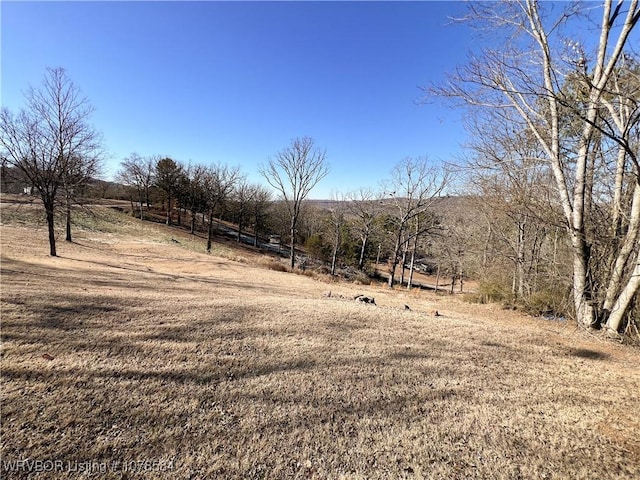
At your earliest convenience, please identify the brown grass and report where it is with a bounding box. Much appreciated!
[1,204,639,479]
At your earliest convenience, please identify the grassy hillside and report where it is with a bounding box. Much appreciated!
[1,204,639,479]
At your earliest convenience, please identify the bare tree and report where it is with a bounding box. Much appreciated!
[383,157,448,287]
[598,55,640,331]
[405,209,442,291]
[250,184,273,248]
[183,163,208,234]
[462,107,568,307]
[202,163,241,253]
[326,192,348,276]
[116,153,155,220]
[345,188,384,271]
[233,176,253,243]
[0,67,102,256]
[432,0,640,333]
[260,137,330,269]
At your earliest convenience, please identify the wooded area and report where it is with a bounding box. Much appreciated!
[430,0,640,334]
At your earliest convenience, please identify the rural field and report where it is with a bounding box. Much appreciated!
[1,204,639,479]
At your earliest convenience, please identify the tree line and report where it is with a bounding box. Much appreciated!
[114,148,450,285]
[427,0,640,334]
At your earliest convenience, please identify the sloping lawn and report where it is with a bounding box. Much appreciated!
[1,215,638,479]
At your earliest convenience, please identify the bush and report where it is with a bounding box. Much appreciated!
[305,234,331,262]
[521,288,572,319]
[264,260,288,272]
[465,280,510,304]
[353,271,372,286]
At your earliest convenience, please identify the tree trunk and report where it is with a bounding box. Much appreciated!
[388,229,404,288]
[330,221,340,276]
[571,231,597,328]
[611,145,627,237]
[529,233,543,296]
[400,245,407,286]
[604,181,640,331]
[289,217,296,269]
[331,243,338,276]
[206,209,214,253]
[45,201,57,257]
[482,221,492,268]
[138,187,144,220]
[400,247,407,286]
[407,244,416,290]
[237,208,244,243]
[358,232,368,271]
[65,194,72,242]
[166,193,172,226]
[254,218,259,247]
[606,248,640,333]
[517,219,525,298]
[407,223,419,290]
[604,182,640,314]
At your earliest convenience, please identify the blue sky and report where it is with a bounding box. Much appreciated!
[1,1,473,199]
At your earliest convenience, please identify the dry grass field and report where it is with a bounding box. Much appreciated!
[1,203,639,479]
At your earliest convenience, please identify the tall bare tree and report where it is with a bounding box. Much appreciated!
[0,67,102,256]
[433,0,640,333]
[260,137,330,269]
[345,188,384,271]
[202,163,241,253]
[232,176,253,243]
[183,163,208,234]
[597,54,640,331]
[383,157,448,287]
[116,153,156,220]
[326,192,348,276]
[462,106,568,307]
[250,184,273,248]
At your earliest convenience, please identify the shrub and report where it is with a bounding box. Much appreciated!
[465,280,510,304]
[305,234,331,262]
[521,288,572,319]
[264,260,288,272]
[353,271,372,286]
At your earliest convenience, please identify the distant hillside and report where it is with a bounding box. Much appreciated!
[0,166,124,199]
[305,195,479,216]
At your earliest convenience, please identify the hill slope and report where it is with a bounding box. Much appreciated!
[1,209,638,479]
